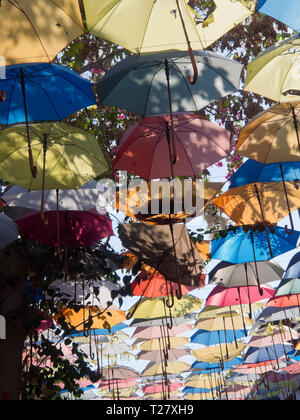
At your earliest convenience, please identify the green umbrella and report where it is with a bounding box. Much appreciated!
[274,278,300,297]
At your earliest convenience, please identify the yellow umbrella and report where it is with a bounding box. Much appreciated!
[115,180,224,225]
[136,336,189,352]
[244,33,300,102]
[236,102,300,163]
[141,360,190,377]
[0,0,84,64]
[195,315,254,331]
[127,295,203,320]
[197,303,264,320]
[192,342,246,363]
[185,373,222,389]
[83,0,255,54]
[213,182,300,226]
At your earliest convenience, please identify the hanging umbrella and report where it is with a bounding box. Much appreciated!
[135,336,189,352]
[115,180,224,225]
[274,278,300,297]
[191,329,247,346]
[192,342,246,364]
[0,63,96,177]
[211,225,300,264]
[205,284,275,308]
[266,293,300,308]
[2,181,102,212]
[243,344,294,366]
[130,313,197,328]
[214,159,300,233]
[118,223,204,288]
[132,324,192,340]
[69,322,128,338]
[16,209,113,248]
[208,260,284,287]
[247,329,299,348]
[141,361,190,377]
[195,315,254,332]
[257,0,300,33]
[0,213,19,249]
[101,366,139,381]
[83,0,254,54]
[192,356,243,372]
[257,305,300,322]
[243,34,300,103]
[236,102,300,163]
[0,122,108,222]
[136,348,190,362]
[282,251,300,279]
[113,113,231,179]
[143,382,182,395]
[0,0,84,65]
[131,271,202,298]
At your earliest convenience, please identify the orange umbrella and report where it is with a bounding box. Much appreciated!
[266,293,300,308]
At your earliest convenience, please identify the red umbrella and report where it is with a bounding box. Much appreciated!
[143,382,182,395]
[16,209,114,248]
[113,113,231,179]
[205,284,275,307]
[131,271,204,298]
[266,293,300,308]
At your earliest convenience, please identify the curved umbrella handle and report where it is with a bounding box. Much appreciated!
[279,164,295,234]
[187,47,199,85]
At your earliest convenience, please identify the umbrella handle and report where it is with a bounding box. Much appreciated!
[0,90,6,102]
[279,164,295,234]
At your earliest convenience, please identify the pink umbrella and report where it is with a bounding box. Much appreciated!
[206,284,275,307]
[247,329,299,348]
[143,382,182,394]
[98,378,138,390]
[113,113,231,179]
[16,209,114,248]
[132,324,193,340]
[136,347,191,362]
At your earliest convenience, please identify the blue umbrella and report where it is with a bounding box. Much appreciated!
[211,225,300,264]
[257,0,300,33]
[283,251,300,279]
[182,386,216,394]
[0,63,95,176]
[191,357,243,371]
[191,329,246,346]
[68,323,128,337]
[229,160,300,189]
[243,344,293,368]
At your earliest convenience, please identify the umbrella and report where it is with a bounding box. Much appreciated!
[257,0,300,33]
[266,294,300,309]
[136,348,190,362]
[192,342,246,364]
[195,315,254,332]
[101,366,139,381]
[0,0,84,65]
[118,223,204,289]
[115,180,224,225]
[141,360,190,377]
[69,322,128,338]
[83,0,254,54]
[2,181,101,212]
[257,305,300,322]
[132,324,192,340]
[143,382,182,395]
[236,102,300,163]
[0,63,96,177]
[208,260,284,288]
[274,278,300,297]
[135,336,189,352]
[191,329,247,346]
[16,209,113,248]
[130,313,197,328]
[247,329,299,348]
[0,122,108,222]
[0,213,19,249]
[243,344,293,366]
[243,33,300,103]
[192,357,243,372]
[211,225,300,264]
[214,159,300,233]
[282,251,300,279]
[113,113,231,179]
[131,271,202,298]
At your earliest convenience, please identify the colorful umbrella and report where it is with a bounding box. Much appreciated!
[191,329,247,346]
[192,342,246,364]
[195,315,254,332]
[211,225,300,264]
[143,382,182,395]
[243,33,300,103]
[257,0,300,33]
[141,360,190,377]
[113,113,231,179]
[0,0,84,65]
[266,294,300,308]
[282,251,300,280]
[236,102,300,163]
[132,324,192,340]
[243,344,293,366]
[274,278,300,297]
[101,366,139,381]
[136,348,190,362]
[16,209,113,248]
[136,336,189,352]
[0,213,19,249]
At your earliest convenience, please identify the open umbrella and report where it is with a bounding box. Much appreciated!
[243,344,293,367]
[132,324,192,340]
[113,113,231,179]
[0,213,19,249]
[191,329,247,347]
[257,0,300,33]
[236,102,300,163]
[266,294,300,309]
[282,251,300,280]
[135,336,189,352]
[243,33,300,103]
[137,348,190,362]
[0,0,84,65]
[16,209,113,248]
[0,122,108,223]
[274,278,300,297]
[0,63,95,177]
[141,360,190,377]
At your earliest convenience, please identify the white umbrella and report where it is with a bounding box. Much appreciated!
[0,213,19,249]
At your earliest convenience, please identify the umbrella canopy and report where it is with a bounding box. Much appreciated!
[236,102,300,164]
[130,313,197,328]
[195,315,254,331]
[2,181,101,212]
[208,260,284,288]
[54,306,126,333]
[118,223,203,287]
[0,0,84,65]
[247,329,299,348]
[283,251,300,280]
[243,344,293,365]
[16,209,113,248]
[83,0,255,54]
[113,113,231,179]
[132,324,192,340]
[257,305,300,322]
[131,271,201,298]
[136,347,190,362]
[192,342,246,363]
[141,360,190,377]
[257,0,300,33]
[244,34,300,103]
[127,295,203,320]
[115,179,224,225]
[0,213,19,249]
[191,329,247,346]
[97,50,243,116]
[275,278,300,297]
[192,357,243,372]
[266,294,300,308]
[0,63,95,126]
[136,336,189,352]
[0,122,108,190]
[205,284,275,307]
[101,366,139,381]
[185,374,222,389]
[143,382,182,395]
[211,225,300,264]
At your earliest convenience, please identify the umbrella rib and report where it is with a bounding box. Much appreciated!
[46,143,78,189]
[170,59,198,111]
[174,132,197,176]
[143,62,165,117]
